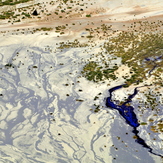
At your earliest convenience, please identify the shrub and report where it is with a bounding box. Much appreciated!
[86,14,91,17]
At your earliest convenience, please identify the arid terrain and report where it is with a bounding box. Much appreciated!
[0,0,163,163]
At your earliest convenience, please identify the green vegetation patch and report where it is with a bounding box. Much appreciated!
[81,61,118,82]
[150,121,163,133]
[63,0,68,4]
[0,11,14,19]
[40,27,53,31]
[81,21,163,86]
[140,122,148,125]
[22,12,31,18]
[104,30,163,86]
[58,39,88,49]
[94,105,100,112]
[86,14,91,17]
[0,0,33,6]
[157,123,163,132]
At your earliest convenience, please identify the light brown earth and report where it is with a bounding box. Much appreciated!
[0,1,163,33]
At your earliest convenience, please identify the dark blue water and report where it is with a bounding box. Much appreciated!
[106,84,163,158]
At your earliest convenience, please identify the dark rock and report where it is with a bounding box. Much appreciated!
[32,10,38,16]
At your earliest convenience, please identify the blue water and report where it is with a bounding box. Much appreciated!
[106,84,163,158]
